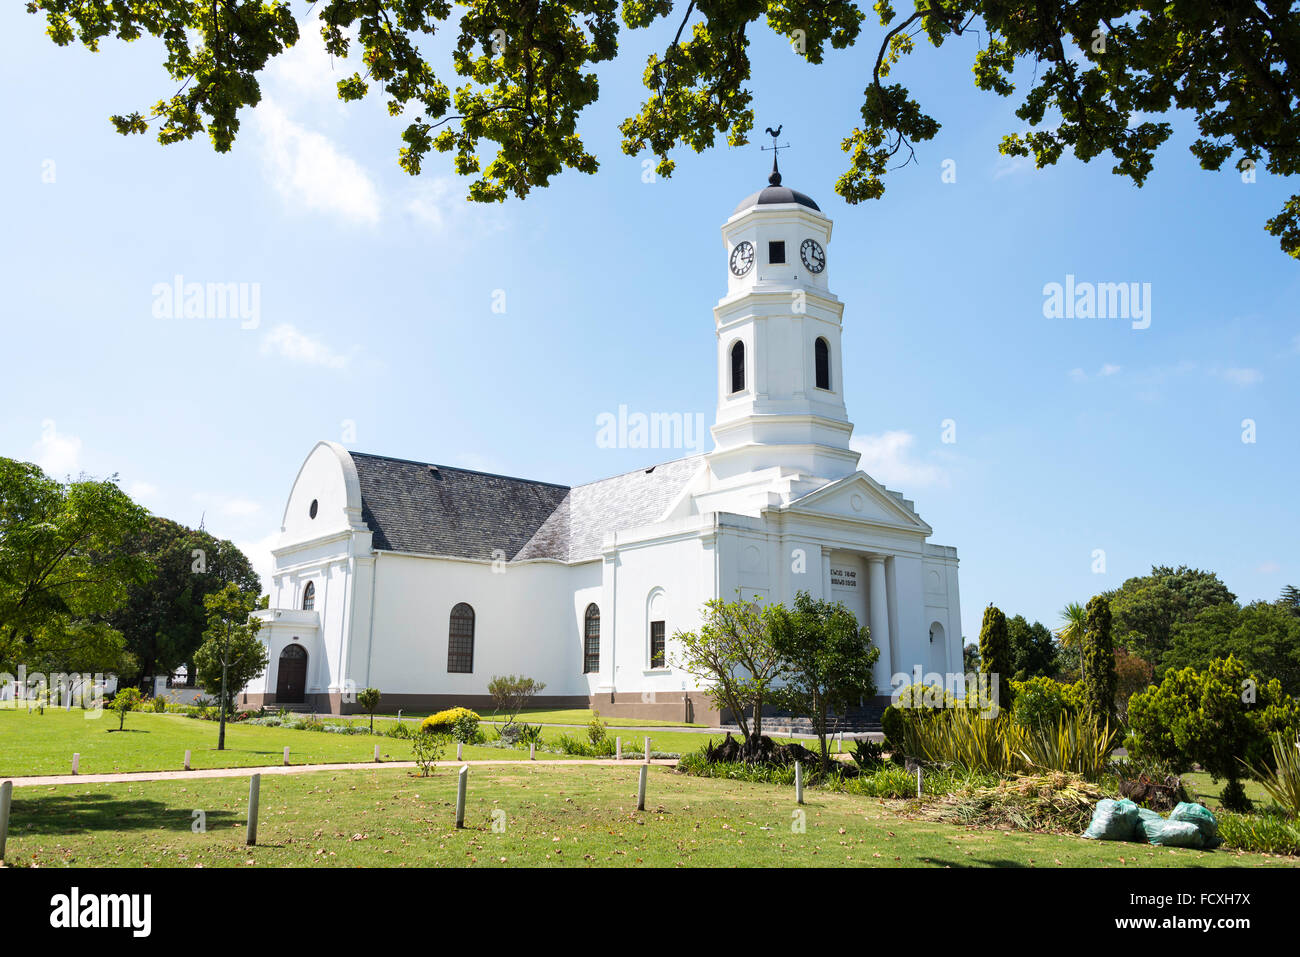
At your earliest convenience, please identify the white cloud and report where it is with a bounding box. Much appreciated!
[1098,363,1121,377]
[1256,561,1281,574]
[1068,367,1088,383]
[255,97,381,225]
[1219,366,1262,387]
[33,420,82,476]
[406,177,459,231]
[1068,364,1120,382]
[850,430,947,488]
[260,323,352,369]
[268,24,352,104]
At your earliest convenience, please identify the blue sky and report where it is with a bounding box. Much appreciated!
[2,9,1296,642]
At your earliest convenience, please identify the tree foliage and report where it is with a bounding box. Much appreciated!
[1006,613,1058,681]
[27,1,1300,255]
[977,604,1011,714]
[193,582,267,748]
[109,516,260,685]
[1105,564,1235,667]
[1080,594,1116,726]
[769,590,878,770]
[486,674,546,725]
[672,593,786,755]
[0,457,152,674]
[1164,599,1300,696]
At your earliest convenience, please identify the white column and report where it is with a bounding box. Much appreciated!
[821,547,833,601]
[867,556,891,686]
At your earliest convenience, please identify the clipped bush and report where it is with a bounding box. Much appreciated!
[420,707,481,743]
[881,705,905,751]
[587,710,608,747]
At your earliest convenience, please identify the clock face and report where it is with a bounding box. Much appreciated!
[729,241,755,277]
[800,238,826,273]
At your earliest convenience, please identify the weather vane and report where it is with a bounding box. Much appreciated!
[761,124,789,186]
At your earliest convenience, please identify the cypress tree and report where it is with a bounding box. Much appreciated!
[978,604,1012,714]
[1082,595,1117,727]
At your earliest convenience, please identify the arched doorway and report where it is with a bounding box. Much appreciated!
[276,644,308,703]
[928,622,947,676]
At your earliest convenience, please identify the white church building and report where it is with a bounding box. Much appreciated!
[243,164,962,724]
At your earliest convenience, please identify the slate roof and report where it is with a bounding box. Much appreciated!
[348,451,703,564]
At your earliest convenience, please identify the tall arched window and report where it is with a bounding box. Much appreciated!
[583,604,600,674]
[447,603,475,673]
[730,341,745,394]
[301,581,315,611]
[814,337,831,390]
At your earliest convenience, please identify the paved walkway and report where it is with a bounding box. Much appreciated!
[3,757,681,789]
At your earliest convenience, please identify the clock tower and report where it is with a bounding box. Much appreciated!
[699,152,860,512]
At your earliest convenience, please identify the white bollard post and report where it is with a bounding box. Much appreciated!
[838,730,844,753]
[616,736,622,761]
[916,766,923,798]
[283,746,290,766]
[184,750,192,771]
[0,780,12,863]
[457,741,463,761]
[644,737,651,764]
[71,753,79,775]
[637,764,647,811]
[374,744,381,763]
[529,742,536,761]
[795,761,804,805]
[455,765,468,828]
[246,774,261,846]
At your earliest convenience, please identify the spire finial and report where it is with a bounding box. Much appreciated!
[761,125,789,186]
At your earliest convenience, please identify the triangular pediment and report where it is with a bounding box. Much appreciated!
[780,472,932,534]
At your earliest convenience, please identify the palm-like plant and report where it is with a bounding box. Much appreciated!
[1056,602,1088,677]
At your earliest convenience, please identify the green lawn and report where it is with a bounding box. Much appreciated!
[0,708,758,777]
[1181,771,1273,811]
[5,764,1292,868]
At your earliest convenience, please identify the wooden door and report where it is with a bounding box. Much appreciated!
[276,644,308,702]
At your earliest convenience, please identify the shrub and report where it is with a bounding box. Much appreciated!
[902,708,1112,779]
[1010,676,1076,730]
[851,738,886,769]
[385,721,412,739]
[109,687,143,730]
[1245,732,1300,818]
[587,710,608,747]
[881,705,905,751]
[420,707,481,743]
[1218,807,1300,855]
[149,696,167,713]
[1081,595,1117,725]
[977,605,1013,714]
[487,674,546,724]
[1127,655,1300,800]
[411,731,448,776]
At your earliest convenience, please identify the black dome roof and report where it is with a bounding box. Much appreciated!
[732,157,820,214]
[732,184,821,214]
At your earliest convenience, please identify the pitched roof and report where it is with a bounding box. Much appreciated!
[348,451,703,563]
[349,453,568,561]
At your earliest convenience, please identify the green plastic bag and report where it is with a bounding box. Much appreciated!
[1142,818,1205,848]
[1169,801,1221,849]
[1083,798,1140,841]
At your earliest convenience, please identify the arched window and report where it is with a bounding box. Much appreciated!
[301,581,315,611]
[447,603,475,673]
[583,604,600,674]
[730,341,745,394]
[814,337,831,390]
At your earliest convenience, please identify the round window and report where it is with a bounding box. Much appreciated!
[309,499,319,519]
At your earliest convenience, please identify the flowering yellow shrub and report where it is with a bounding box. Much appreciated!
[420,707,480,742]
